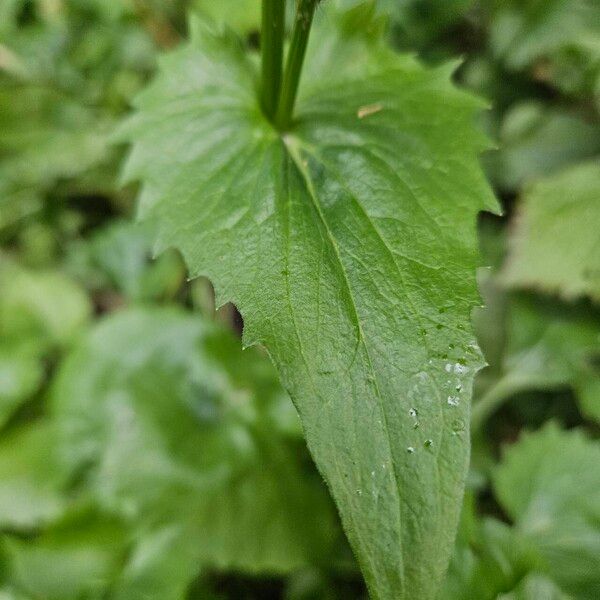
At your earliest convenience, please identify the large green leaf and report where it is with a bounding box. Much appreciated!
[51,307,337,578]
[494,424,600,599]
[503,161,600,304]
[119,5,497,597]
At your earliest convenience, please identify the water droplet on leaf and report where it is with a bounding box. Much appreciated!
[447,396,459,407]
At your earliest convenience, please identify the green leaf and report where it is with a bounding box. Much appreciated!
[576,373,600,423]
[0,589,33,600]
[3,509,128,600]
[485,103,600,191]
[0,350,43,428]
[490,0,600,95]
[51,307,337,576]
[441,494,538,600]
[66,219,186,303]
[0,86,112,230]
[0,423,70,529]
[503,161,600,304]
[0,259,91,427]
[112,525,205,600]
[494,423,600,599]
[472,294,600,429]
[0,258,91,347]
[192,0,262,34]
[503,297,600,392]
[498,574,574,600]
[119,5,497,597]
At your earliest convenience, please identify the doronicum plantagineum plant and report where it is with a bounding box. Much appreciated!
[119,1,498,597]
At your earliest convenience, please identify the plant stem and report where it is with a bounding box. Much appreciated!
[275,0,318,130]
[261,0,286,120]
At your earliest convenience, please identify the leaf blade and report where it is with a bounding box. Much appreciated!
[120,8,497,597]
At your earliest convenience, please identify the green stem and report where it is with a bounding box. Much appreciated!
[275,0,318,130]
[261,0,286,120]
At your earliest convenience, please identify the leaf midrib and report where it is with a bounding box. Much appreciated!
[283,135,407,595]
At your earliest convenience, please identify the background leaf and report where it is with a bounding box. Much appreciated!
[494,424,600,599]
[503,161,600,303]
[51,307,337,576]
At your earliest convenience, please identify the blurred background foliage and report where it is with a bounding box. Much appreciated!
[0,0,599,598]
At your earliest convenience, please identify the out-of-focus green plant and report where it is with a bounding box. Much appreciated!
[0,1,599,599]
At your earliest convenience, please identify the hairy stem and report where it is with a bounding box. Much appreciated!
[261,0,286,120]
[276,0,319,130]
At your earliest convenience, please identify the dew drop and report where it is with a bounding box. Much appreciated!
[447,396,459,407]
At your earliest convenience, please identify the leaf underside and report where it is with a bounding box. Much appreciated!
[120,6,497,598]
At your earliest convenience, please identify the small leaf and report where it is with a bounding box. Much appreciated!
[472,293,600,427]
[0,259,91,425]
[51,307,337,575]
[112,525,205,600]
[119,5,497,597]
[0,258,92,347]
[504,161,600,303]
[494,423,600,599]
[441,494,538,600]
[498,574,572,600]
[3,509,128,600]
[66,219,185,303]
[490,0,600,95]
[0,423,69,529]
[487,103,600,191]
